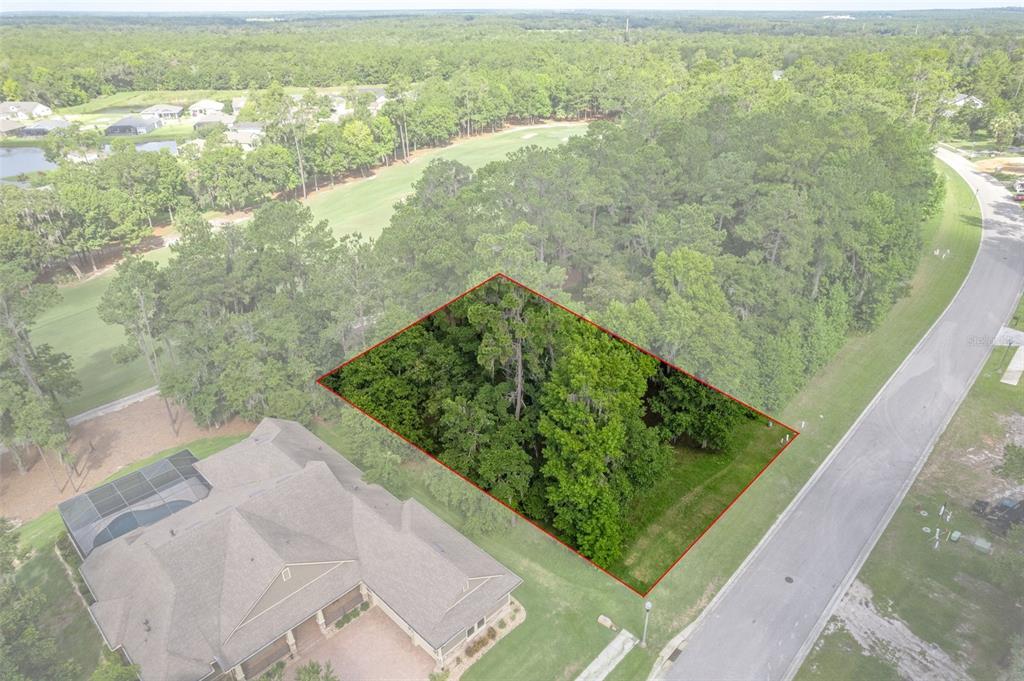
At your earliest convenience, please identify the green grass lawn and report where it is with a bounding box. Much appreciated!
[599,157,984,679]
[307,123,585,239]
[798,349,1024,681]
[14,548,104,680]
[31,124,585,416]
[609,417,788,592]
[32,247,174,415]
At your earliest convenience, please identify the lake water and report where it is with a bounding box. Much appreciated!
[0,140,179,185]
[0,147,57,182]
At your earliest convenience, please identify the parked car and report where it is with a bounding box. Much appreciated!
[1014,191,1024,201]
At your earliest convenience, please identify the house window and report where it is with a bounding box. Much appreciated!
[477,618,485,629]
[466,624,475,637]
[282,568,291,582]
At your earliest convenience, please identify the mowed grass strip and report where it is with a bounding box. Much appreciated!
[610,418,786,591]
[603,158,984,680]
[32,247,174,415]
[306,123,586,239]
[32,124,585,415]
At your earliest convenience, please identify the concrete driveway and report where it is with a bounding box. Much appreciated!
[287,607,435,681]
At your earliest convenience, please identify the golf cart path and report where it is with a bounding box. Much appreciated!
[659,148,1023,681]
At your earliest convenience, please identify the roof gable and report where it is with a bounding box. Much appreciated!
[80,419,521,681]
[234,561,352,634]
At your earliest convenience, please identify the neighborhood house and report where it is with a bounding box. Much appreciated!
[189,99,226,116]
[0,101,53,120]
[226,121,266,151]
[140,104,184,119]
[18,119,70,136]
[105,116,161,136]
[193,112,235,131]
[0,119,26,137]
[59,419,522,681]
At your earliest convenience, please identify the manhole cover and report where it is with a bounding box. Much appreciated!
[785,576,794,583]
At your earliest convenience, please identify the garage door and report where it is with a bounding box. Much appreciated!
[293,614,324,653]
[322,587,363,625]
[240,635,290,680]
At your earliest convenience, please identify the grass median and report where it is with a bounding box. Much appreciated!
[604,157,984,680]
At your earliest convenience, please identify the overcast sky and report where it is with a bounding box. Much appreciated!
[2,1,1020,14]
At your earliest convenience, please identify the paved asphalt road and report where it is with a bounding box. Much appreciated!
[663,148,1024,681]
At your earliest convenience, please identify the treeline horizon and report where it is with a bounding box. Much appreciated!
[323,276,774,566]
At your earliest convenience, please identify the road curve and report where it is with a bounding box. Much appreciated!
[662,148,1024,681]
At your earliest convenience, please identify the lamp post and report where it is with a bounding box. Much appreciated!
[641,600,653,648]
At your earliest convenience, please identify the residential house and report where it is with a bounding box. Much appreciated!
[327,95,353,122]
[950,93,985,109]
[189,99,226,117]
[140,104,184,120]
[0,101,53,120]
[226,121,266,151]
[193,112,235,131]
[60,418,522,681]
[944,93,986,117]
[0,119,26,137]
[368,94,389,116]
[105,116,161,136]
[18,119,70,136]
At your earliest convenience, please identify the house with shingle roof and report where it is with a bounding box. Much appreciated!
[140,104,184,120]
[0,101,52,120]
[63,418,521,681]
[189,99,226,117]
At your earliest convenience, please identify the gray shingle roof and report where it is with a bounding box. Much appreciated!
[80,418,521,681]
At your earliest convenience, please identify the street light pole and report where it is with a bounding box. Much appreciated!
[641,600,653,648]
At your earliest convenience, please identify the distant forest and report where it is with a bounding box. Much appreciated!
[323,276,770,565]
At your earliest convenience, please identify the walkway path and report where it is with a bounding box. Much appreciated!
[575,629,640,681]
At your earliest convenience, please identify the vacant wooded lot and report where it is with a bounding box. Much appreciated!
[321,275,795,593]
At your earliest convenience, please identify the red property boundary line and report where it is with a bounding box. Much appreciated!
[316,272,800,597]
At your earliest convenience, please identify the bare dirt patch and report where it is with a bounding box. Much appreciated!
[834,580,971,681]
[975,156,1024,174]
[919,413,1024,503]
[0,395,253,523]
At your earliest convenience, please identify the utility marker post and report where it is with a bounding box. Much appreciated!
[641,600,653,648]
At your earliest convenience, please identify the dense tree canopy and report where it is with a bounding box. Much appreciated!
[324,276,763,566]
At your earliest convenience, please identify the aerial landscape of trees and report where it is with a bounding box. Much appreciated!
[0,7,1020,541]
[322,275,769,568]
[0,8,1021,679]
